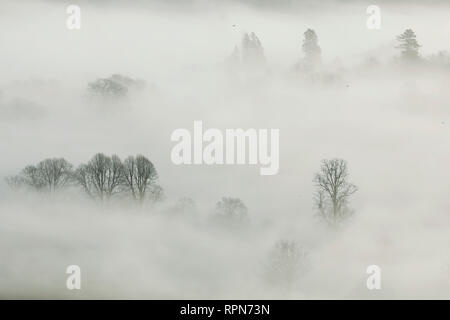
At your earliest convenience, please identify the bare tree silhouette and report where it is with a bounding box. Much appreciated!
[122,155,159,203]
[313,158,357,225]
[5,158,73,193]
[264,240,308,292]
[74,153,124,201]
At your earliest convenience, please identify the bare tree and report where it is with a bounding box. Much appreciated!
[36,158,73,192]
[148,184,165,203]
[313,158,357,225]
[74,153,124,201]
[74,163,94,199]
[21,165,46,190]
[6,158,73,193]
[264,240,308,292]
[215,197,248,221]
[122,155,158,203]
[5,175,25,191]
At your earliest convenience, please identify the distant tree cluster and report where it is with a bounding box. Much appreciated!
[265,240,308,291]
[87,74,145,99]
[165,196,249,224]
[6,153,163,203]
[206,196,249,226]
[215,197,247,216]
[226,32,265,68]
[241,32,265,65]
[171,197,197,214]
[215,197,248,220]
[6,158,73,193]
[226,27,443,75]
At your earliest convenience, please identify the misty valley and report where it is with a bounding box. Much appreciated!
[0,0,449,300]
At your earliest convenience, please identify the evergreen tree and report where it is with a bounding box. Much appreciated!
[241,32,265,65]
[302,29,321,68]
[396,29,421,60]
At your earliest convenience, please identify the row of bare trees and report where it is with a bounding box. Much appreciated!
[5,158,73,193]
[5,156,356,224]
[5,153,163,203]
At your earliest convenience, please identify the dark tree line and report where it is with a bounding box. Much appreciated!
[87,74,146,99]
[5,155,358,226]
[228,27,437,72]
[5,153,162,203]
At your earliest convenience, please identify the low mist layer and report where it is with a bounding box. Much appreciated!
[1,0,450,299]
